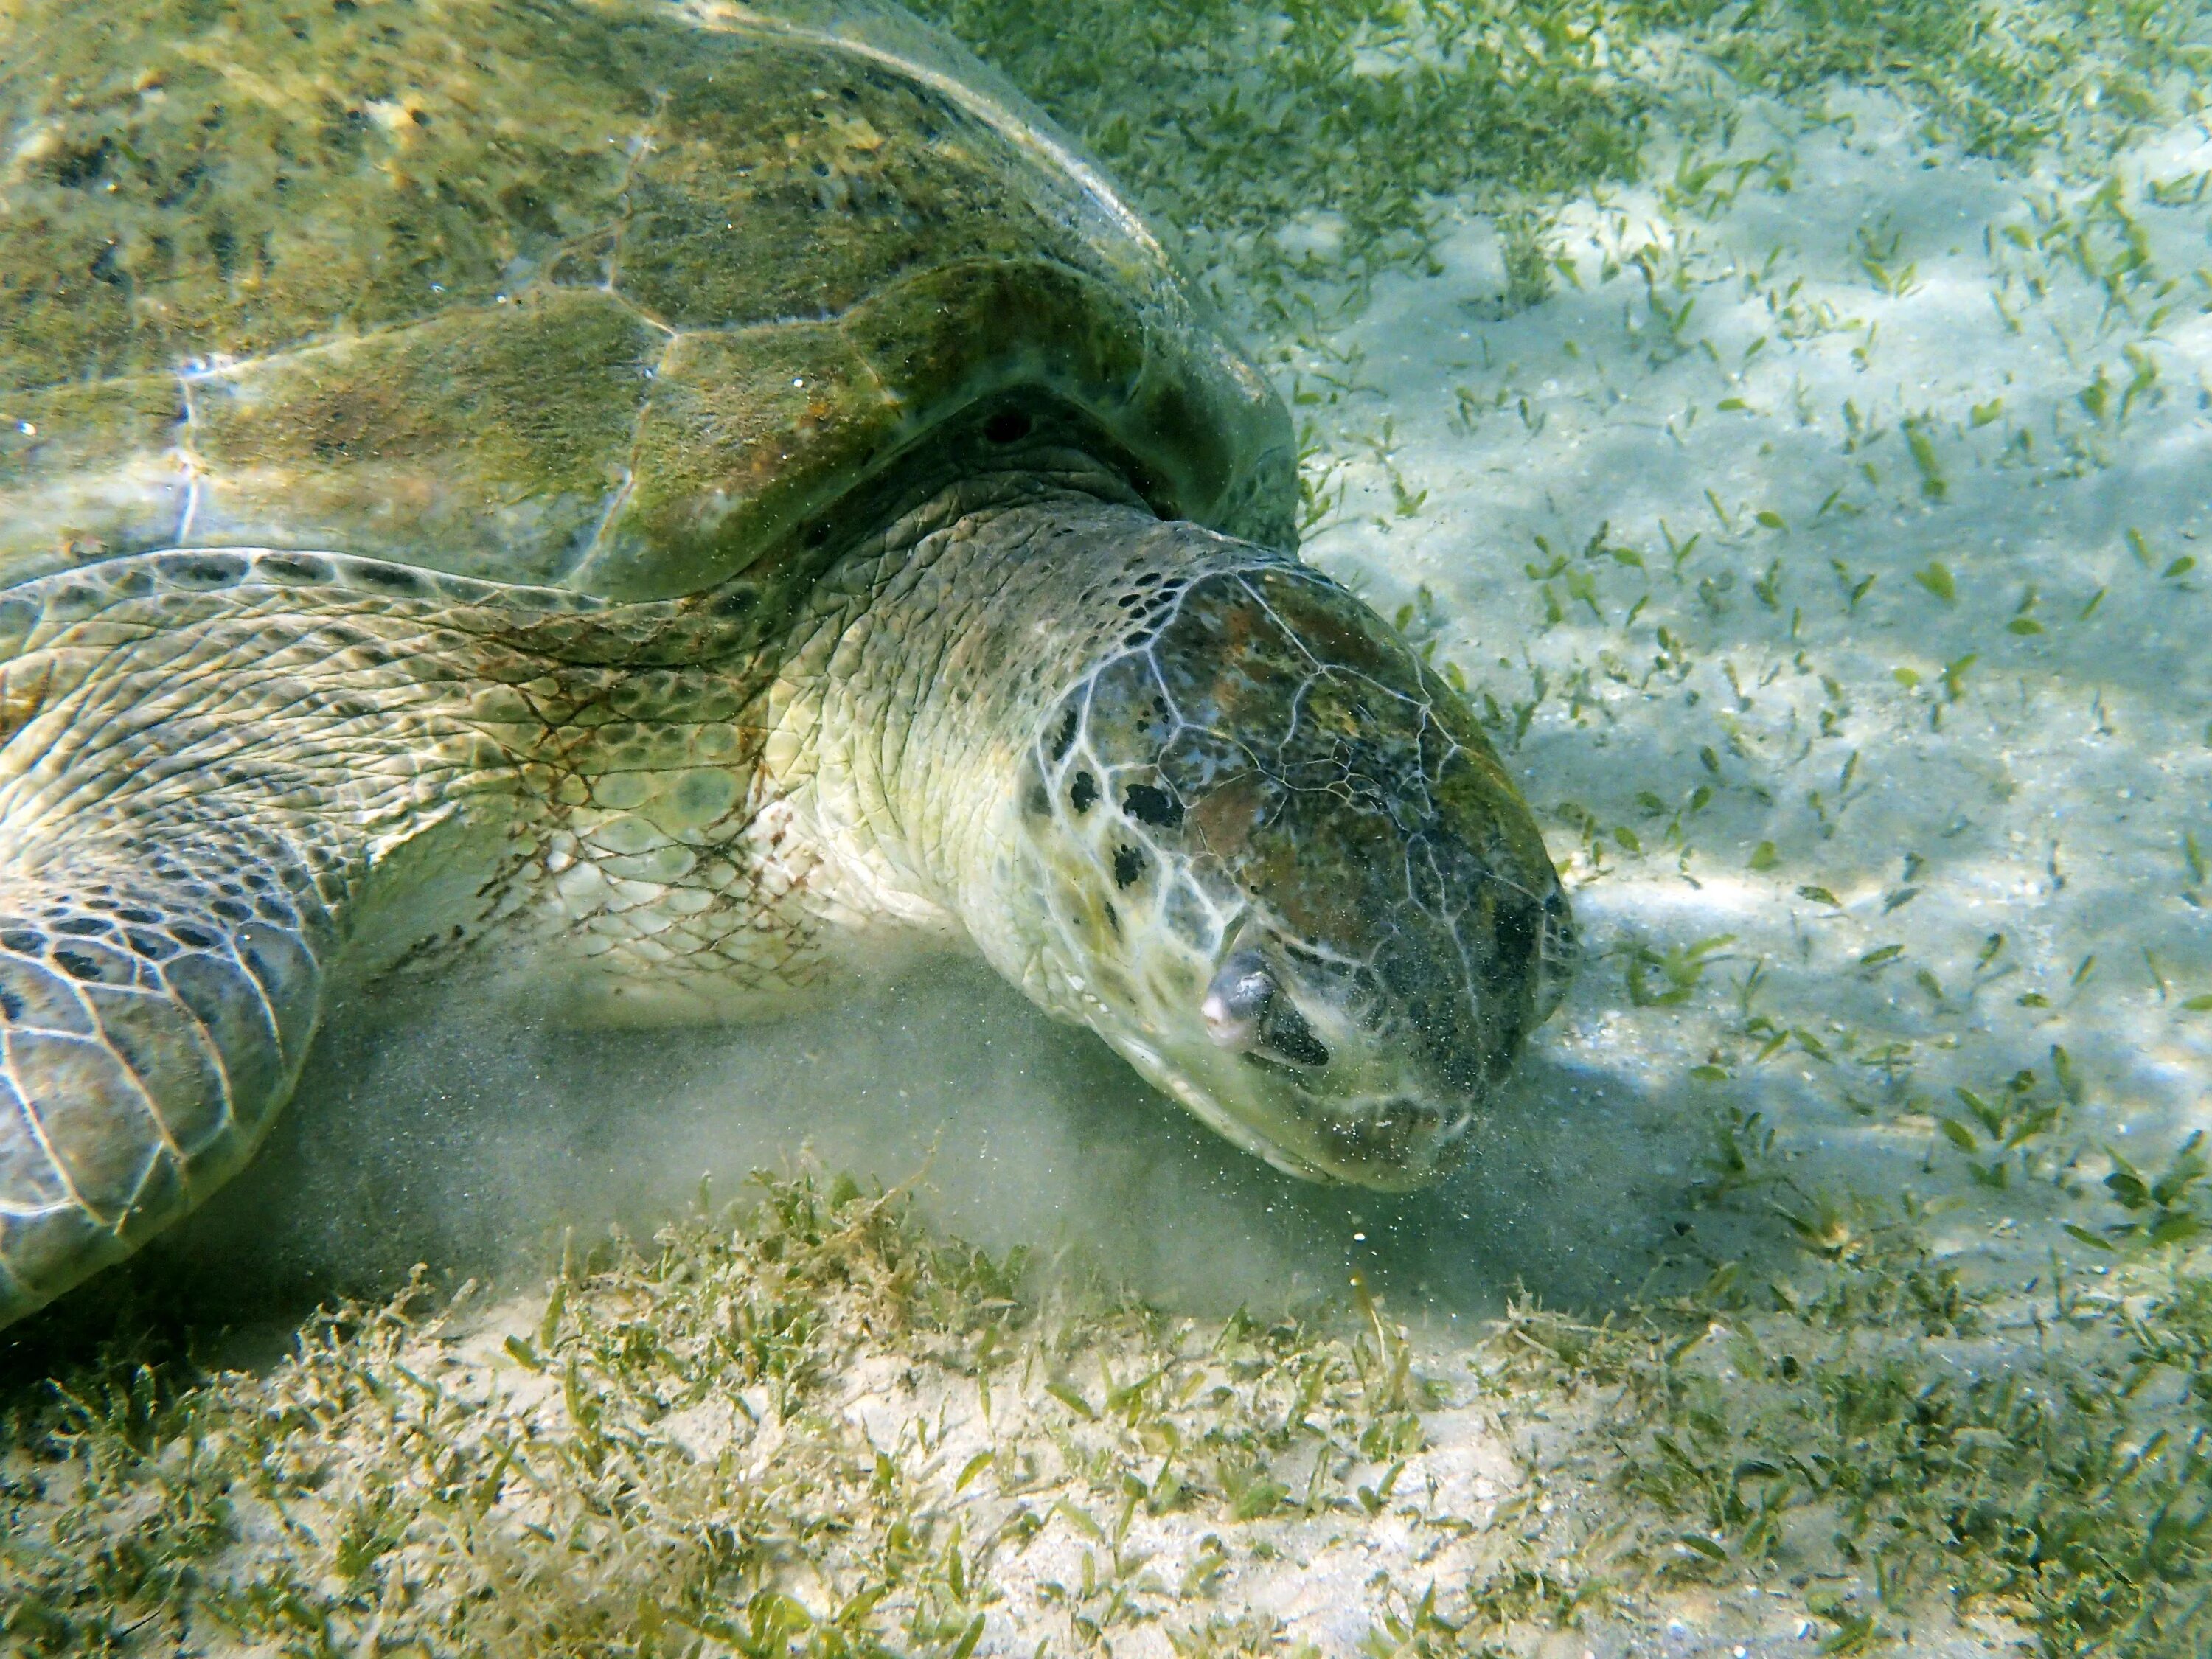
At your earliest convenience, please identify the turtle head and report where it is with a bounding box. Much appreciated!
[1012,557,1576,1190]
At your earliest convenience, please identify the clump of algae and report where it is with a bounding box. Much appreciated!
[2,1164,2207,1656]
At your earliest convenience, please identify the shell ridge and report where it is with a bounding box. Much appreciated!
[558,324,689,588]
[0,0,1292,599]
[600,87,675,307]
[671,3,1162,257]
[173,375,204,546]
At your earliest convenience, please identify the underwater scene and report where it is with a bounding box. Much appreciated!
[3,1,2211,1654]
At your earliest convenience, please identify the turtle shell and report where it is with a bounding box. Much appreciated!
[0,0,1294,603]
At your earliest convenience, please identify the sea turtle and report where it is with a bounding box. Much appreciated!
[0,0,1574,1329]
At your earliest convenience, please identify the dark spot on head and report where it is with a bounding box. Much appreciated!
[0,987,20,1021]
[1047,708,1079,762]
[0,929,43,956]
[170,555,245,588]
[258,554,332,584]
[1486,897,1538,986]
[53,918,108,937]
[354,563,424,594]
[53,948,105,982]
[1102,902,1120,936]
[1070,771,1097,813]
[1123,784,1183,830]
[1113,845,1144,888]
[51,136,115,188]
[984,409,1032,445]
[1025,780,1051,818]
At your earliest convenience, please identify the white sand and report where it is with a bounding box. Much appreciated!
[1287,81,2212,1295]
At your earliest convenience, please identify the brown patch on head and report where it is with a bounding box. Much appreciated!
[1241,800,1394,945]
[1186,772,1267,860]
[1251,567,1405,684]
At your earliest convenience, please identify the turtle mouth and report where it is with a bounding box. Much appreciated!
[1241,1087,1470,1191]
[1141,940,1471,1189]
[1306,1093,1472,1188]
[1113,1024,1470,1191]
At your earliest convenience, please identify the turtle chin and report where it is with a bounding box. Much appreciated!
[1096,1020,1473,1191]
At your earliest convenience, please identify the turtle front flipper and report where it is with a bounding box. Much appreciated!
[0,550,658,1327]
[0,823,328,1321]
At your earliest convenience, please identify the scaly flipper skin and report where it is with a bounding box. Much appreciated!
[0,548,759,1321]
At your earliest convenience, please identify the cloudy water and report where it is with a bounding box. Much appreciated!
[150,954,1667,1326]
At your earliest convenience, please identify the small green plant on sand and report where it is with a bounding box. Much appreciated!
[4,1157,2209,1657]
[911,0,2211,325]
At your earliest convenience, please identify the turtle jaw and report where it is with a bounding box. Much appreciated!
[1097,1012,1477,1191]
[1078,921,1492,1190]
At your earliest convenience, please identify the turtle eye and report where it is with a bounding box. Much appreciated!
[1201,950,1274,1050]
[1203,950,1332,1069]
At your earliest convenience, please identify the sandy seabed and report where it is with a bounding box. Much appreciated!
[7,16,2212,1659]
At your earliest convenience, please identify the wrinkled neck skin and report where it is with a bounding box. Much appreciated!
[0,464,1236,1029]
[754,467,1276,1008]
[0,471,1318,1324]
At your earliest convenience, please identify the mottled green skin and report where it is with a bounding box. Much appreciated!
[0,0,1290,597]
